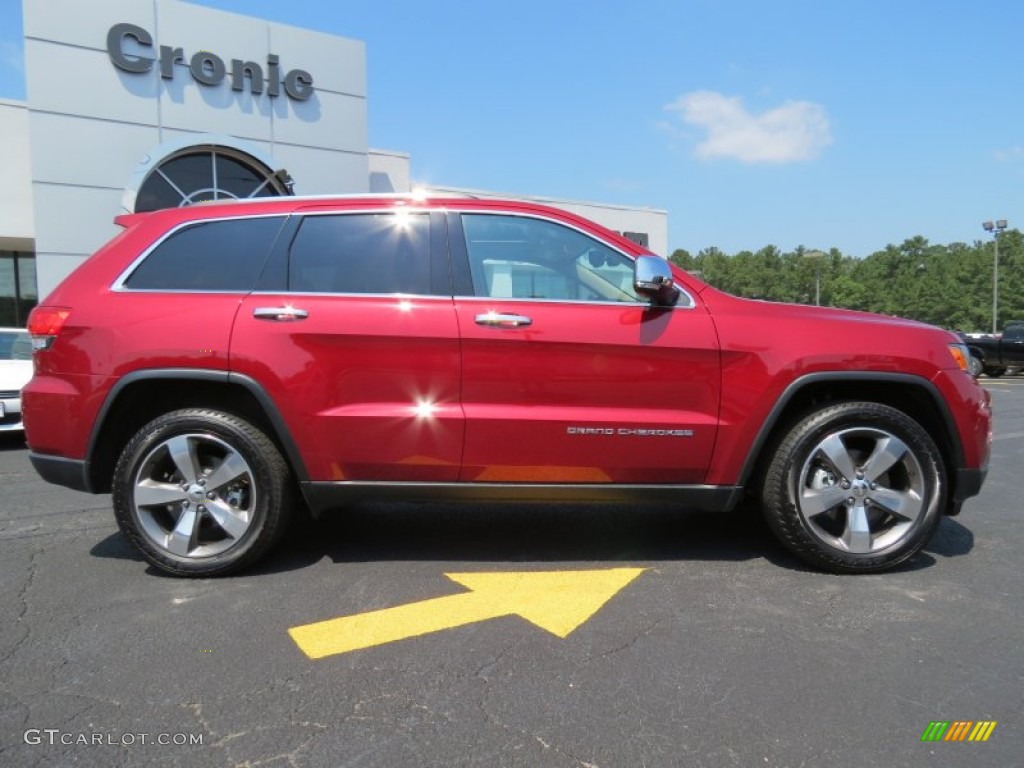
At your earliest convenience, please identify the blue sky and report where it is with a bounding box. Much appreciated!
[1,0,1021,257]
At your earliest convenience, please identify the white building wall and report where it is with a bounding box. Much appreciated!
[23,0,369,296]
[6,0,672,298]
[0,99,35,250]
[368,149,411,193]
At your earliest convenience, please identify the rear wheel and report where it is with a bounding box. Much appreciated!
[984,367,1006,378]
[762,401,945,574]
[113,409,293,577]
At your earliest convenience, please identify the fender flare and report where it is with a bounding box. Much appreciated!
[735,371,966,487]
[87,368,309,483]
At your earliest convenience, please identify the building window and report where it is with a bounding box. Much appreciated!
[134,147,292,213]
[621,231,649,248]
[0,251,37,327]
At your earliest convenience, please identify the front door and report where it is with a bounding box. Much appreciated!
[451,212,720,484]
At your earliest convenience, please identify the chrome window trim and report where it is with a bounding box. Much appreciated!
[452,295,694,310]
[108,205,695,308]
[248,291,447,300]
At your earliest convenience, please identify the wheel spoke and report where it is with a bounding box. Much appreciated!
[841,501,873,553]
[800,485,848,517]
[166,436,200,486]
[817,434,857,481]
[204,451,249,492]
[166,505,200,556]
[135,480,189,507]
[870,486,924,522]
[861,436,908,483]
[205,499,250,540]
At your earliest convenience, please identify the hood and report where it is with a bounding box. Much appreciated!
[702,287,956,338]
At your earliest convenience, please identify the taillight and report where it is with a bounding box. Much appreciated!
[27,306,71,351]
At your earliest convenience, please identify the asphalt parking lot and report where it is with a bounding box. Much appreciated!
[1,381,1021,768]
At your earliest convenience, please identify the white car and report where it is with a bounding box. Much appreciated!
[0,328,33,433]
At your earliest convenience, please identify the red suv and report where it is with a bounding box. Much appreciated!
[23,196,991,576]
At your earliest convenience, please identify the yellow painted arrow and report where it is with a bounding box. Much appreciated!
[288,567,645,659]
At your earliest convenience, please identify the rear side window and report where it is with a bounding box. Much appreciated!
[288,213,430,295]
[123,216,285,291]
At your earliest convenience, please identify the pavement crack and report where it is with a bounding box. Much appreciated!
[580,619,663,664]
[535,732,601,768]
[1,548,41,666]
[480,698,600,768]
[475,639,520,681]
[183,700,328,768]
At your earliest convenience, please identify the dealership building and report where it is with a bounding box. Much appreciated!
[0,0,667,327]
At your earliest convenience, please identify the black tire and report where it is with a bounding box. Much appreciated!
[984,367,1006,378]
[761,401,945,574]
[967,354,983,378]
[112,409,293,577]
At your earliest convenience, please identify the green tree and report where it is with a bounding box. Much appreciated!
[673,229,1024,332]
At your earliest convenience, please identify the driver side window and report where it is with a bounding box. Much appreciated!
[462,214,640,302]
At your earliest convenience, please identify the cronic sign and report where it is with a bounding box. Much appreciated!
[106,23,314,101]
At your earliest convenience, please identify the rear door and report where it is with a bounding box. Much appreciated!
[231,208,464,482]
[450,211,721,484]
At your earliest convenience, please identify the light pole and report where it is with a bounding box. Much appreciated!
[982,219,1008,334]
[805,250,825,306]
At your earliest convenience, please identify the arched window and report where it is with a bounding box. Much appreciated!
[134,146,292,213]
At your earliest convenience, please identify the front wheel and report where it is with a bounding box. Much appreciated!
[113,409,293,577]
[968,354,983,377]
[761,402,945,574]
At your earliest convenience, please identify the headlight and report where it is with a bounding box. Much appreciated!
[948,343,971,374]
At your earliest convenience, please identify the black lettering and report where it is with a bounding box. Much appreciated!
[159,46,183,79]
[107,23,153,74]
[231,59,264,94]
[267,54,280,97]
[284,68,314,100]
[107,24,311,101]
[190,51,226,86]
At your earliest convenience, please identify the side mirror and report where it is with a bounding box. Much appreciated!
[634,255,680,306]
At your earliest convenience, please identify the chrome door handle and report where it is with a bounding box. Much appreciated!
[474,312,533,329]
[252,306,309,321]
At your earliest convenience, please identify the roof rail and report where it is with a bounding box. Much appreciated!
[192,191,481,206]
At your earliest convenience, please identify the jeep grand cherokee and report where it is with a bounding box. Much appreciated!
[23,195,991,576]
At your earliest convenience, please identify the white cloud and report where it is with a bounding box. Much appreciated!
[994,146,1024,162]
[665,90,832,164]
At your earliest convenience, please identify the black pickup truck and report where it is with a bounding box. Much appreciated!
[961,322,1024,377]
